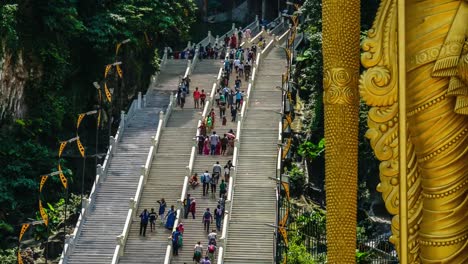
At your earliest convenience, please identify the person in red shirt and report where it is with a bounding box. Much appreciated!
[193,87,201,109]
[230,34,237,49]
[200,89,207,108]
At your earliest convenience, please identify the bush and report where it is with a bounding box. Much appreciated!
[288,164,305,197]
[287,234,316,264]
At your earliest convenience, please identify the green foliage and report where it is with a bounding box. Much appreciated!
[152,48,161,73]
[295,209,326,240]
[0,0,198,252]
[298,138,325,160]
[34,194,81,241]
[287,164,305,197]
[0,4,18,50]
[0,248,16,263]
[287,234,316,264]
[356,250,372,264]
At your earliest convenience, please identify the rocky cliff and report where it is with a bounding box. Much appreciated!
[0,47,41,122]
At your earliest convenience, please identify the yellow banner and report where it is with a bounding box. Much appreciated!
[282,114,292,131]
[58,141,67,158]
[104,83,112,103]
[97,109,101,128]
[18,251,23,264]
[116,64,123,79]
[282,181,290,201]
[39,200,48,226]
[282,138,292,160]
[58,164,68,189]
[104,64,112,78]
[77,113,85,129]
[77,138,85,158]
[39,175,48,193]
[115,43,122,56]
[19,223,30,242]
[279,226,288,245]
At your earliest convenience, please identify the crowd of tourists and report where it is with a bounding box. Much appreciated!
[138,159,234,262]
[136,28,264,264]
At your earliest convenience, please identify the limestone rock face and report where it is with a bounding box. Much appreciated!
[0,48,36,121]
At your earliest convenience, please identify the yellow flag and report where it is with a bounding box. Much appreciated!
[115,43,122,56]
[19,224,30,242]
[39,200,48,226]
[282,181,290,201]
[18,251,24,264]
[104,64,112,78]
[283,114,292,131]
[282,138,292,160]
[292,16,299,27]
[104,82,112,103]
[58,164,68,189]
[77,113,85,129]
[39,175,48,193]
[97,109,101,128]
[279,227,288,245]
[58,141,67,158]
[77,138,85,158]
[116,64,123,79]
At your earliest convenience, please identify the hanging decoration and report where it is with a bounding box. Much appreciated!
[39,200,49,226]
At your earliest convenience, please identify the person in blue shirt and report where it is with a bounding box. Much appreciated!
[235,91,242,108]
[139,209,149,236]
[172,229,181,256]
[165,205,176,230]
[157,198,166,224]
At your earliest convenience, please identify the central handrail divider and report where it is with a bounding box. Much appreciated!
[161,18,277,263]
[109,55,193,264]
[162,22,243,263]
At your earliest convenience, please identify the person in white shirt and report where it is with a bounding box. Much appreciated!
[233,58,241,73]
[208,230,217,245]
[238,62,244,77]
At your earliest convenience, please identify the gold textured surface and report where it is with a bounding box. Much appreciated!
[322,0,361,263]
[360,0,468,262]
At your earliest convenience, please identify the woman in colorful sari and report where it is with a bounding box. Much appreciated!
[165,205,176,230]
[209,108,216,128]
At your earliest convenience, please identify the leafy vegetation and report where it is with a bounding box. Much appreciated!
[287,234,316,264]
[0,0,197,255]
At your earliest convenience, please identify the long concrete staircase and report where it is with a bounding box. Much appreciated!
[64,17,288,263]
[66,60,187,264]
[170,64,247,264]
[118,59,222,263]
[223,47,285,263]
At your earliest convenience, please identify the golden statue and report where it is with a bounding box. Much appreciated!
[360,0,468,262]
[322,0,361,262]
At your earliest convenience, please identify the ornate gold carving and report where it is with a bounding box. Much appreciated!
[323,68,358,105]
[361,0,468,263]
[323,0,360,262]
[360,0,423,262]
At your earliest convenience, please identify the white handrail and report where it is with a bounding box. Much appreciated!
[278,122,282,144]
[184,60,191,79]
[217,67,223,81]
[262,38,275,55]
